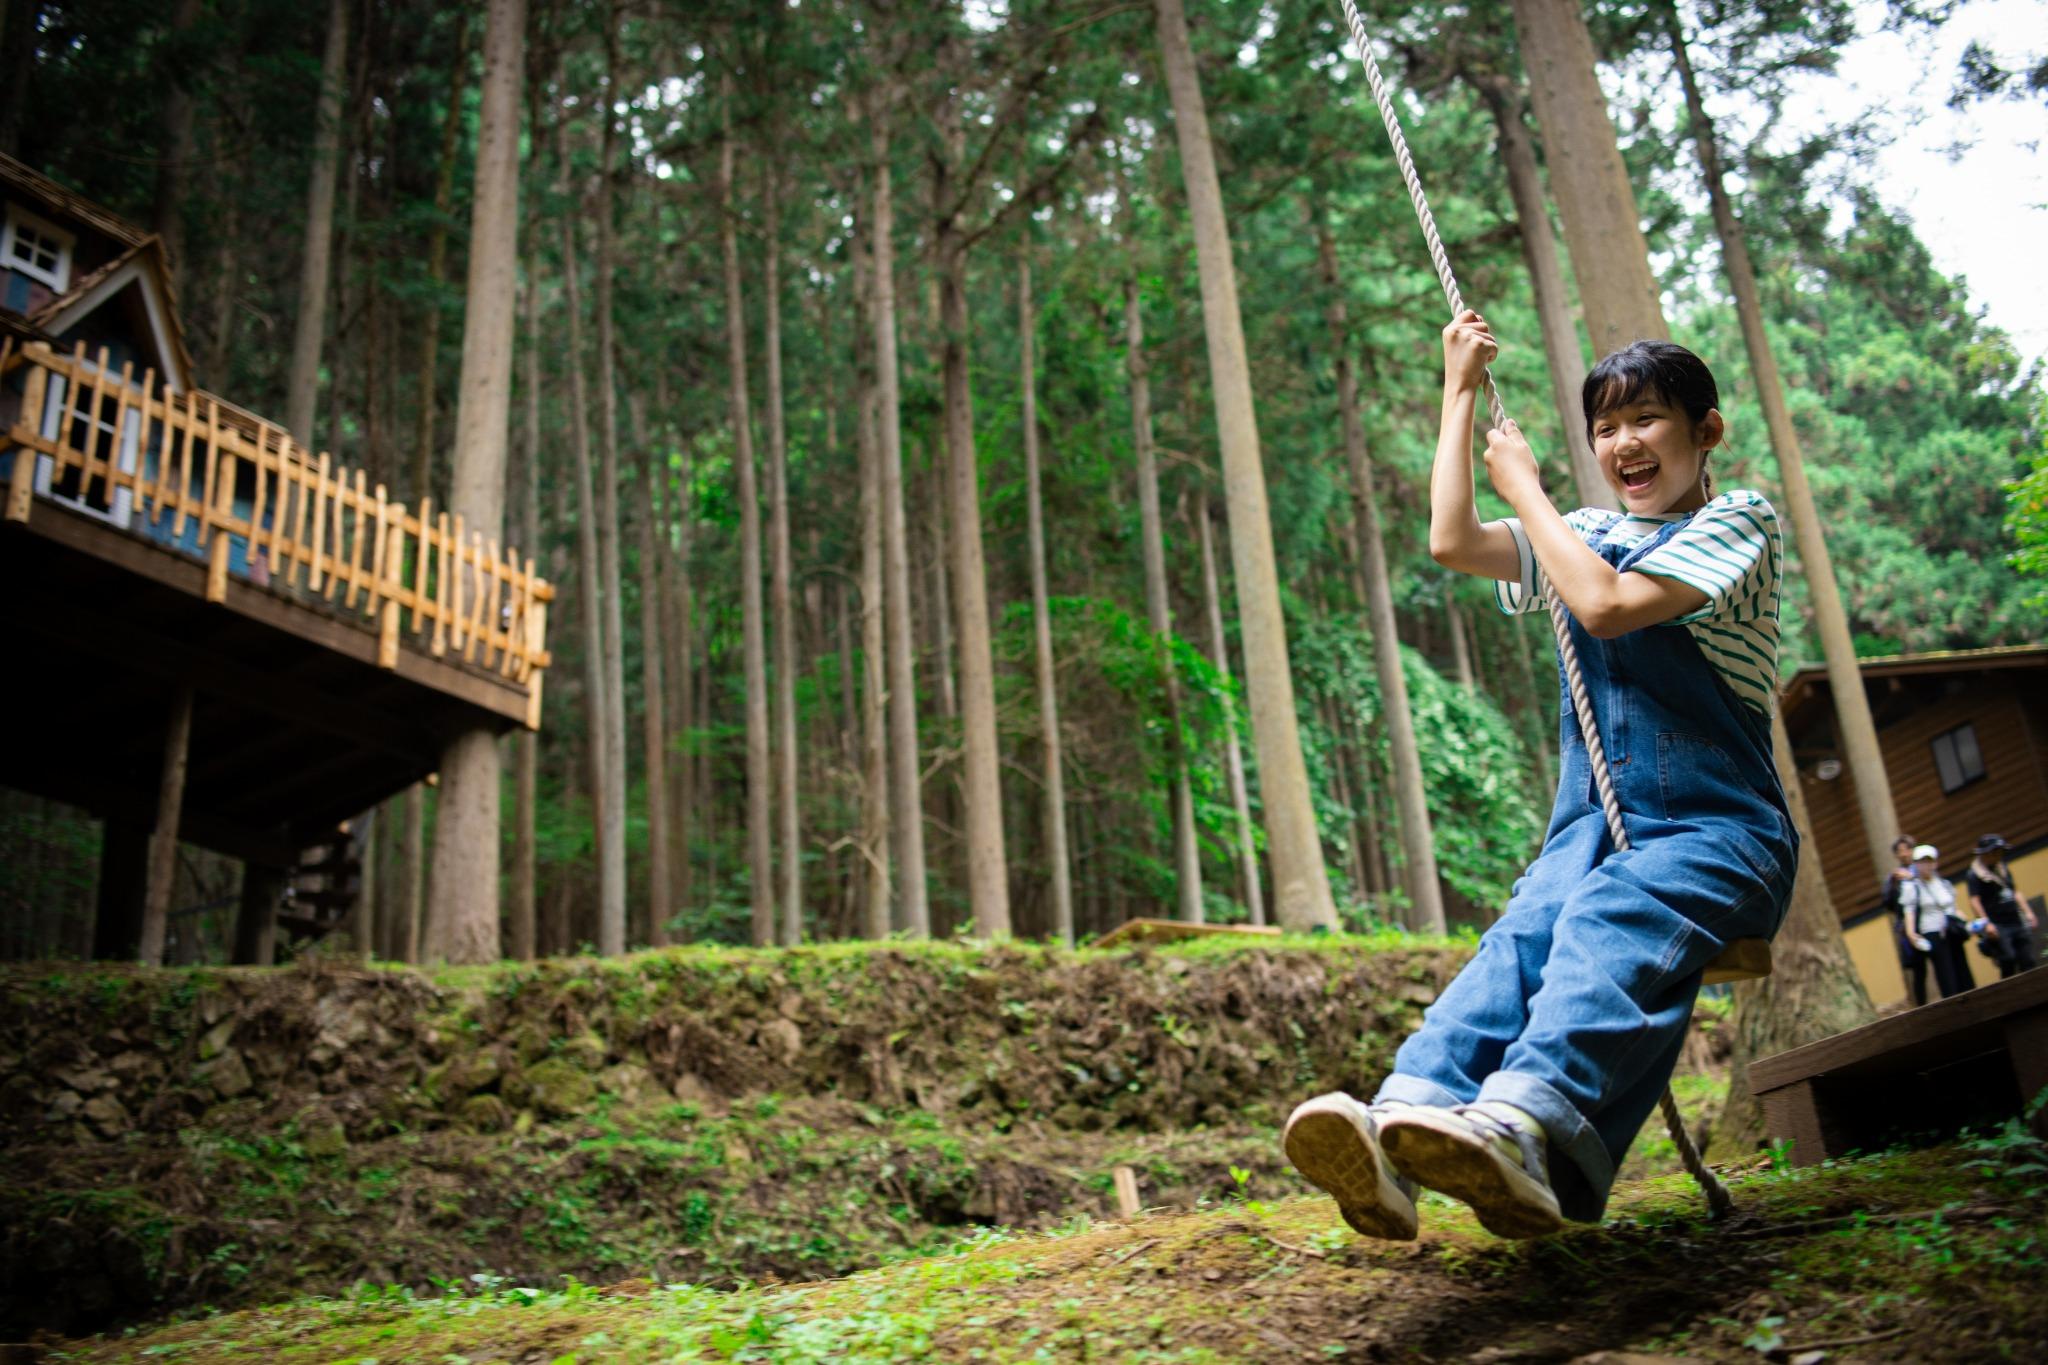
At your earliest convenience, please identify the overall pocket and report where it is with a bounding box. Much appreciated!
[1654,732,1789,890]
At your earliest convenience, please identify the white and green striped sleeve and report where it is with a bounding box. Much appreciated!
[1491,509,1615,616]
[1631,491,1781,624]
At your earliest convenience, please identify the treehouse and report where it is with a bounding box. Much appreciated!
[0,153,552,959]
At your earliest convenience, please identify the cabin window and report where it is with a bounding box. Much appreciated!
[1931,723,1985,794]
[1,206,74,292]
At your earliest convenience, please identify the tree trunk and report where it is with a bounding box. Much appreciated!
[638,449,672,946]
[1507,0,1666,361]
[1196,494,1264,926]
[401,782,423,962]
[722,86,775,948]
[1447,601,1476,690]
[762,166,803,945]
[1318,218,1445,934]
[593,21,629,954]
[934,135,1011,940]
[1471,72,1605,509]
[670,454,695,925]
[556,123,615,952]
[1124,273,1202,923]
[509,218,543,962]
[1021,257,1074,945]
[409,8,475,506]
[138,686,194,964]
[151,0,204,282]
[284,0,349,448]
[872,100,929,937]
[1714,710,1876,1154]
[422,0,522,966]
[855,208,893,939]
[1668,10,1899,888]
[1153,0,1333,930]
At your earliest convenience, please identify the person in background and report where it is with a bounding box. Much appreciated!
[1881,835,1926,1006]
[1967,835,2038,979]
[1897,845,1975,999]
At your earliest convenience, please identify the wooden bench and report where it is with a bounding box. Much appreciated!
[1750,967,2048,1166]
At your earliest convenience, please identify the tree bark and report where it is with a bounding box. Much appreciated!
[1668,10,1899,887]
[1715,710,1876,1154]
[1124,273,1203,923]
[1196,494,1264,926]
[151,0,204,282]
[138,686,194,964]
[284,0,349,448]
[933,128,1011,940]
[1318,218,1445,934]
[232,863,283,967]
[855,208,893,938]
[409,8,475,507]
[1471,72,1606,509]
[722,86,776,948]
[423,0,522,966]
[593,19,629,954]
[1507,0,1666,361]
[637,446,672,947]
[762,166,803,945]
[509,220,543,962]
[555,122,616,954]
[872,99,929,937]
[1021,257,1075,945]
[1153,0,1333,929]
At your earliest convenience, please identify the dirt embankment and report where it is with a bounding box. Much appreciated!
[0,939,1732,1339]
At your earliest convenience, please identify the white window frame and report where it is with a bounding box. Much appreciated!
[2,205,76,293]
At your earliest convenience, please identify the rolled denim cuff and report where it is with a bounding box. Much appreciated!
[1476,1069,1614,1223]
[1373,1073,1466,1110]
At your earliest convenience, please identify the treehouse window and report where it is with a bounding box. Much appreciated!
[1931,722,1985,795]
[1,206,74,292]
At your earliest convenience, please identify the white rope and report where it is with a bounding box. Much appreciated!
[1332,0,1730,1217]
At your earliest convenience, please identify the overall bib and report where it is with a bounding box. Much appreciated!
[1376,515,1796,1220]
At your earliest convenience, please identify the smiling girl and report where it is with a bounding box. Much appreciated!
[1282,314,1796,1240]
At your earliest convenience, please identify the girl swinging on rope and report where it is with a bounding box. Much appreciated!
[1283,314,1796,1238]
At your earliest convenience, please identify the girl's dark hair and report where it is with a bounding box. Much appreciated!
[1581,340,1719,439]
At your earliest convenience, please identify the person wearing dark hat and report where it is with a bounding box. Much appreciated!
[1897,845,1976,999]
[1967,835,2038,979]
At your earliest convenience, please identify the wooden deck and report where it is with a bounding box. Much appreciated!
[0,338,554,866]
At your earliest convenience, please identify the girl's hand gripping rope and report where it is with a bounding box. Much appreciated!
[1441,309,1497,392]
[1483,421,1542,506]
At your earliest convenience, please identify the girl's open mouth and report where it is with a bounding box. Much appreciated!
[1620,460,1658,492]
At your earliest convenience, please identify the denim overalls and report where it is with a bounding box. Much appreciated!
[1376,514,1797,1221]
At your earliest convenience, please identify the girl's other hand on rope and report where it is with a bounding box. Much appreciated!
[1483,421,1542,505]
[1442,309,1497,392]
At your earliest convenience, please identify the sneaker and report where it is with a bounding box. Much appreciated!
[1281,1092,1419,1241]
[1377,1102,1563,1239]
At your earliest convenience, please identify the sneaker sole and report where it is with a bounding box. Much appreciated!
[1282,1101,1418,1241]
[1379,1109,1563,1240]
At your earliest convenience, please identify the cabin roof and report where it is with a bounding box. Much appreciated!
[0,153,195,389]
[1782,644,2048,718]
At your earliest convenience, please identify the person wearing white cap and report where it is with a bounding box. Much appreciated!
[1897,845,1976,1000]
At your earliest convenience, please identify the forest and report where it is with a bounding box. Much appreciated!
[0,0,2042,960]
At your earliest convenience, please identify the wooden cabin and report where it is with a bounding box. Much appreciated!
[0,154,552,960]
[1780,645,2048,1006]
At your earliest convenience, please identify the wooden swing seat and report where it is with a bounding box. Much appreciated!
[1703,937,1773,986]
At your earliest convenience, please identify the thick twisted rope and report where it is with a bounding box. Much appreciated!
[1333,0,1732,1219]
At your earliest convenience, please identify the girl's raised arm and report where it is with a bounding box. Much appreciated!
[1428,311,1526,583]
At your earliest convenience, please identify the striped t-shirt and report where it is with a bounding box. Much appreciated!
[1491,490,1783,716]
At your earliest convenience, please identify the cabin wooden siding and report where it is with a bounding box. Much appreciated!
[1798,672,2048,923]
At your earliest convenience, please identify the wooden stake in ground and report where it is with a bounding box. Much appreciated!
[1667,8,1900,887]
[1154,0,1334,931]
[284,0,349,448]
[423,0,523,965]
[1020,256,1075,945]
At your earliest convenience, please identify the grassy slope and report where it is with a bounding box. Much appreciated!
[56,1125,2048,1364]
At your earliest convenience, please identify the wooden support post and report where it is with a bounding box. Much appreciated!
[378,599,401,669]
[1112,1165,1141,1220]
[206,531,231,602]
[231,863,285,967]
[6,356,47,522]
[137,686,195,965]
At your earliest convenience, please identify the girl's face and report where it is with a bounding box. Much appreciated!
[1590,391,1724,516]
[1915,856,1937,878]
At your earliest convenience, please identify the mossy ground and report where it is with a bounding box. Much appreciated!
[50,1121,2048,1364]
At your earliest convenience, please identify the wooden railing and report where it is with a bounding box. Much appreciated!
[2,339,552,728]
